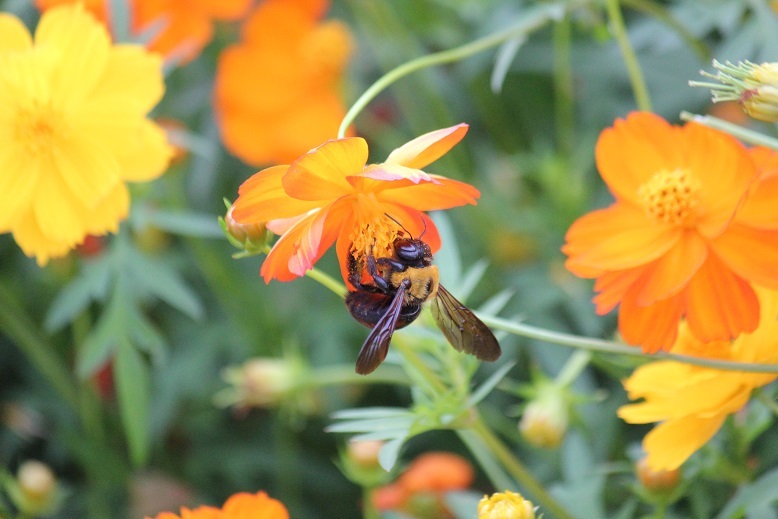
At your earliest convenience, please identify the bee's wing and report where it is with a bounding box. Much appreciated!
[431,285,501,362]
[355,284,407,375]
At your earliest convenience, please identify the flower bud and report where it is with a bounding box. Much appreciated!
[693,60,778,123]
[216,358,297,409]
[519,385,569,449]
[347,439,384,469]
[636,456,681,493]
[222,204,270,251]
[6,460,61,517]
[478,491,536,519]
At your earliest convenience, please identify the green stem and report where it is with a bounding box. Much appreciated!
[680,111,778,149]
[553,15,575,157]
[305,267,347,298]
[362,487,380,519]
[338,2,572,137]
[555,350,591,387]
[606,0,652,111]
[471,417,574,519]
[0,283,79,410]
[480,314,778,374]
[392,339,449,395]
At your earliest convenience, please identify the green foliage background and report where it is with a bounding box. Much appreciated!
[2,0,778,518]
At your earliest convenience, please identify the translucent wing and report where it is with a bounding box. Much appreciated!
[355,284,408,375]
[431,285,501,361]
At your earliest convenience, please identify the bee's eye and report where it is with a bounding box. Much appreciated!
[395,240,421,259]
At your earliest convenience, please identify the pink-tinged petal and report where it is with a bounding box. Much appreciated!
[266,212,311,235]
[635,231,708,305]
[684,253,759,343]
[384,123,468,169]
[357,163,436,184]
[640,414,727,471]
[596,112,683,206]
[709,224,778,290]
[232,165,323,224]
[563,204,680,273]
[618,289,684,353]
[282,138,367,201]
[375,175,480,211]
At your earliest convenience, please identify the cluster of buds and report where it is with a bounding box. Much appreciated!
[692,60,778,123]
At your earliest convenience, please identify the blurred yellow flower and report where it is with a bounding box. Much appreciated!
[478,490,536,519]
[0,4,172,265]
[215,0,354,166]
[618,287,778,470]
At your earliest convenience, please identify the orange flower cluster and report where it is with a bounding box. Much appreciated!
[563,112,778,352]
[230,124,479,287]
[215,0,353,166]
[36,0,252,63]
[147,491,288,519]
[372,452,474,518]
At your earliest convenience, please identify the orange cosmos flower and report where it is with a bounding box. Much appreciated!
[215,0,353,166]
[230,124,479,287]
[146,491,289,519]
[618,287,778,471]
[563,111,778,352]
[36,0,252,63]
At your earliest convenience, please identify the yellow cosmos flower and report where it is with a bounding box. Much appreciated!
[478,491,536,519]
[618,287,778,471]
[0,4,172,265]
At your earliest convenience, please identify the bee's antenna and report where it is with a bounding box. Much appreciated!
[384,213,414,238]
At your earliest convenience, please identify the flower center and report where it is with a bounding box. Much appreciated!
[637,168,701,226]
[349,215,402,263]
[14,103,65,158]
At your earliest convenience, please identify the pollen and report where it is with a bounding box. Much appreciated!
[637,168,701,226]
[348,215,402,262]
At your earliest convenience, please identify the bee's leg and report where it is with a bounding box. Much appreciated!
[376,257,407,272]
[366,253,391,292]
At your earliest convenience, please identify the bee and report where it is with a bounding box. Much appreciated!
[345,230,501,375]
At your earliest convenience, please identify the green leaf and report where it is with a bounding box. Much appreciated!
[491,36,525,93]
[45,257,111,332]
[114,339,151,467]
[716,467,778,519]
[325,417,416,434]
[378,437,406,471]
[75,285,129,378]
[468,360,516,406]
[132,207,223,239]
[330,407,414,420]
[128,249,204,320]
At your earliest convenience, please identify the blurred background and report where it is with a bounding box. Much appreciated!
[1,0,778,517]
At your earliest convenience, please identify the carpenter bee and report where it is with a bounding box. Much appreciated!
[345,231,501,375]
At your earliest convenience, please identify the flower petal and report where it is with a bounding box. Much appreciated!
[635,230,708,305]
[618,289,683,353]
[709,224,778,290]
[282,138,366,201]
[12,208,74,266]
[117,119,173,182]
[0,148,41,231]
[563,204,679,273]
[641,414,727,471]
[0,13,32,51]
[33,169,87,244]
[684,253,759,343]
[384,123,468,169]
[381,204,441,253]
[233,165,323,224]
[592,267,644,314]
[375,175,480,211]
[736,148,778,228]
[358,163,435,184]
[53,134,121,207]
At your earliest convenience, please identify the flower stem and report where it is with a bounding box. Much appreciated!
[680,111,778,149]
[362,487,380,519]
[606,0,652,111]
[553,14,575,157]
[555,350,592,387]
[471,417,574,519]
[305,267,347,298]
[0,283,79,410]
[480,314,778,374]
[338,2,571,138]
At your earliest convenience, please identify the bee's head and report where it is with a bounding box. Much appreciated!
[394,237,432,266]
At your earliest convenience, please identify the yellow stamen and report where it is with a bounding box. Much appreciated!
[637,168,701,226]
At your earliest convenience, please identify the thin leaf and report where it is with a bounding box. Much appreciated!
[114,339,151,467]
[330,407,415,420]
[378,437,406,471]
[129,249,204,320]
[132,208,223,239]
[491,36,526,93]
[325,417,416,434]
[468,360,517,406]
[75,282,129,378]
[715,467,778,519]
[457,259,489,302]
[45,257,111,332]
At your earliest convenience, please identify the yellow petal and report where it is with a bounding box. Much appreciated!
[12,208,75,266]
[0,13,32,52]
[32,170,87,244]
[384,123,468,169]
[54,135,121,206]
[90,45,165,113]
[0,148,41,231]
[35,4,111,107]
[83,183,129,235]
[117,119,172,182]
[642,414,727,471]
[282,138,365,201]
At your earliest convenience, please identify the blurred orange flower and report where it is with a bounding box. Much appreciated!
[230,124,479,286]
[36,0,252,63]
[373,452,474,517]
[215,0,353,166]
[563,112,778,352]
[146,491,289,519]
[618,287,778,471]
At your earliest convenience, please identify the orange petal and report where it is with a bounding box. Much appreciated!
[595,112,683,206]
[641,414,727,471]
[635,231,708,305]
[381,204,441,253]
[684,253,759,343]
[710,224,778,290]
[736,153,778,227]
[618,290,683,353]
[563,204,679,273]
[359,163,435,184]
[592,267,644,314]
[282,138,366,201]
[384,123,468,169]
[374,175,480,211]
[233,166,322,224]
[221,491,290,518]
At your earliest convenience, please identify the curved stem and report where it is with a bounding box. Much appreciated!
[338,3,570,137]
[305,267,347,298]
[606,0,652,111]
[480,314,778,374]
[680,111,778,149]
